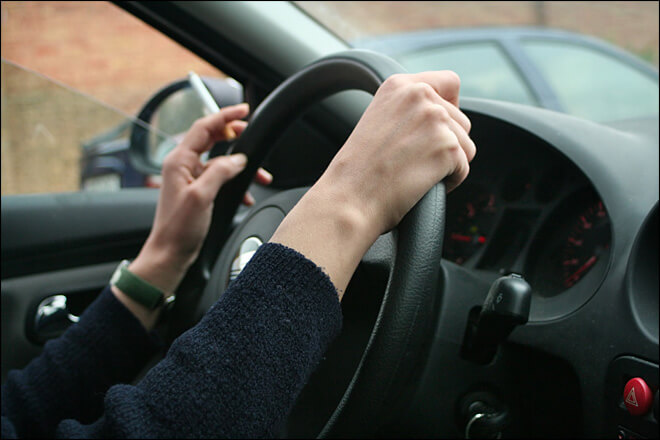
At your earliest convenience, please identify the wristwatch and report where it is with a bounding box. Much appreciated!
[110,260,170,310]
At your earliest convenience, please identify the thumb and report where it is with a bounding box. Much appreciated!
[192,153,248,201]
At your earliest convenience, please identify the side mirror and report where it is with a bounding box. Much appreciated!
[129,76,244,175]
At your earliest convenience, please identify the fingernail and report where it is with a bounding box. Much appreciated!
[229,153,247,167]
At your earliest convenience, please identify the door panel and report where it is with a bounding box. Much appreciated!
[1,189,158,382]
[2,190,158,279]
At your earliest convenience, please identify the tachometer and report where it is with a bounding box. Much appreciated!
[444,184,498,265]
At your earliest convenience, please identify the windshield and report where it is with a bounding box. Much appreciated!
[295,1,659,123]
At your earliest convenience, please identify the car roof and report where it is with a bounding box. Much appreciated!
[355,26,621,49]
[353,26,659,76]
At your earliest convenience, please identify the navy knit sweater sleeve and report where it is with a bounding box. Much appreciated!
[1,242,343,438]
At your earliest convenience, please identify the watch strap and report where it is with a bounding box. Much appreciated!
[111,260,165,310]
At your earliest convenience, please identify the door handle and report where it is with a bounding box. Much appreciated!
[34,295,79,341]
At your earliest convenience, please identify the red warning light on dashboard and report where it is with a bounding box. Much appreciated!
[623,377,653,416]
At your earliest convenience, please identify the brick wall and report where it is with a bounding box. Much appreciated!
[296,1,659,66]
[1,1,224,194]
[1,1,223,115]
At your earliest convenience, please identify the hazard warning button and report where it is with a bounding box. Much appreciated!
[623,377,653,416]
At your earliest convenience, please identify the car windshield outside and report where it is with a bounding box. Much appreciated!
[294,1,659,123]
[1,1,657,197]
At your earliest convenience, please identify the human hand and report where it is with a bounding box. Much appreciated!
[119,104,272,310]
[270,71,474,298]
[316,71,475,235]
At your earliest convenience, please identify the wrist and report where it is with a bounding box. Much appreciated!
[303,183,379,246]
[110,256,174,330]
[130,238,191,296]
[269,184,379,299]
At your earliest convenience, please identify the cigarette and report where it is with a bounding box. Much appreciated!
[188,71,237,140]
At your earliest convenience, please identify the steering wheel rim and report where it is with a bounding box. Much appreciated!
[175,49,447,437]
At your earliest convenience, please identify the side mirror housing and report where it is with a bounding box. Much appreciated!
[129,76,244,175]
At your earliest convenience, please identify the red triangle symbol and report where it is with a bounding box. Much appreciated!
[625,387,639,407]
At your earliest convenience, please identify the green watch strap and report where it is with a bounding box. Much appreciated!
[111,260,165,310]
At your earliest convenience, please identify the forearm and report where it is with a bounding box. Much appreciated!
[269,182,380,300]
[269,71,473,298]
[53,243,342,438]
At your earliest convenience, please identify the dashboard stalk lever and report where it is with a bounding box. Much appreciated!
[461,273,531,364]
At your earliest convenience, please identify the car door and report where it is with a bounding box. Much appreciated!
[1,182,159,382]
[0,2,239,382]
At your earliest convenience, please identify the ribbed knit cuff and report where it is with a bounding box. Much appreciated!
[231,242,339,293]
[62,286,164,383]
[229,241,343,342]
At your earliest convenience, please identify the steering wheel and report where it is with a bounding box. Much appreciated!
[170,49,446,437]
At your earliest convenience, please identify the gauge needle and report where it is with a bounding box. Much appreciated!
[565,255,597,286]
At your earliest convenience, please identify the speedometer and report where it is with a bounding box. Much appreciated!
[525,188,611,297]
[561,199,610,289]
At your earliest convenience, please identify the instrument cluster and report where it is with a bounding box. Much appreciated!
[443,144,612,302]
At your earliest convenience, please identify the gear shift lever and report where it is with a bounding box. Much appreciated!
[461,273,531,364]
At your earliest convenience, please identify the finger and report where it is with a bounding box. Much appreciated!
[223,124,237,140]
[255,168,273,185]
[445,158,470,193]
[439,98,471,134]
[444,136,471,194]
[408,79,470,134]
[416,81,470,134]
[179,103,250,153]
[242,192,256,206]
[445,114,476,163]
[229,120,248,137]
[192,153,248,201]
[411,71,462,107]
[161,146,203,181]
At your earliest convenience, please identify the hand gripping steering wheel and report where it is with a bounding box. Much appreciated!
[170,49,446,438]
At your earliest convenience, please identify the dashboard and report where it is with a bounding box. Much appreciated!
[412,103,658,437]
[284,98,658,438]
[246,93,657,437]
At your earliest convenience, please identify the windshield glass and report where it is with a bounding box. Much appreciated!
[295,1,659,123]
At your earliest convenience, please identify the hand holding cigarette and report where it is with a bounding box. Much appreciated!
[188,71,237,140]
